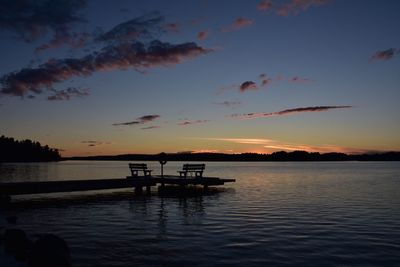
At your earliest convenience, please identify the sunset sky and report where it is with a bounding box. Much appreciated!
[1,0,399,157]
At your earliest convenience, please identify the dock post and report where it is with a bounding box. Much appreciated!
[180,184,186,191]
[203,184,208,191]
[146,185,151,194]
[134,186,143,195]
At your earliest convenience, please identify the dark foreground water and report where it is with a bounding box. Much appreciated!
[1,161,400,266]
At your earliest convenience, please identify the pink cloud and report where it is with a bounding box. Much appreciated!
[47,87,89,101]
[259,74,273,87]
[82,141,113,147]
[234,17,255,29]
[96,14,164,43]
[257,0,273,11]
[370,48,399,61]
[35,32,91,53]
[1,41,212,97]
[230,105,352,119]
[164,23,180,33]
[178,119,210,126]
[240,81,257,92]
[261,79,272,87]
[197,30,210,40]
[290,76,312,83]
[219,73,314,95]
[113,115,160,126]
[141,126,161,130]
[223,17,255,32]
[277,0,331,16]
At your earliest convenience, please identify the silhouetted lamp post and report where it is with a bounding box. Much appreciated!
[158,152,167,179]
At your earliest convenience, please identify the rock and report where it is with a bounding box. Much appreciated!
[28,234,70,267]
[3,228,31,261]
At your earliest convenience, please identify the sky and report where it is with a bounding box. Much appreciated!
[0,0,399,157]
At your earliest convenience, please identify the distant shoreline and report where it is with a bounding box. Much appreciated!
[63,151,400,162]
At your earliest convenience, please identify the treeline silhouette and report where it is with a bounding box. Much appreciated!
[67,151,400,161]
[0,135,61,162]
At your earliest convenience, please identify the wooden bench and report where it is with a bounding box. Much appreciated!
[128,163,152,178]
[178,164,205,178]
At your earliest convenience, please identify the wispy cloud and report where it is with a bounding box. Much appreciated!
[219,73,313,94]
[234,17,255,28]
[164,22,180,33]
[230,105,352,119]
[47,87,89,101]
[0,10,212,99]
[96,13,164,43]
[290,76,312,83]
[258,74,272,88]
[0,41,211,97]
[141,125,161,130]
[113,115,160,126]
[240,81,257,92]
[370,48,399,61]
[257,0,331,16]
[223,17,255,32]
[260,73,311,85]
[276,0,331,16]
[197,30,210,40]
[214,100,242,109]
[178,119,210,126]
[257,0,274,11]
[261,78,272,87]
[0,0,86,42]
[36,13,164,53]
[35,32,91,53]
[82,140,112,147]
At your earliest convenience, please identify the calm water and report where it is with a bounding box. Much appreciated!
[1,161,400,266]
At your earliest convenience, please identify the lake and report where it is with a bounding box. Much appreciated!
[1,161,400,266]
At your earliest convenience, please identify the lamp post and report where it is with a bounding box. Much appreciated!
[158,152,167,188]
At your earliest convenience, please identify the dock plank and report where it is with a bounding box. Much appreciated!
[0,178,156,195]
[0,176,235,196]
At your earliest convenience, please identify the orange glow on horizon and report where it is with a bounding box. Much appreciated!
[57,136,390,157]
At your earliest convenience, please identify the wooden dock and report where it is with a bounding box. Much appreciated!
[0,175,235,196]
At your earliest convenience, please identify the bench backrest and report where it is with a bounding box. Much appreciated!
[182,164,205,171]
[129,163,149,170]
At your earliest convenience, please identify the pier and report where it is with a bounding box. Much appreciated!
[0,175,235,197]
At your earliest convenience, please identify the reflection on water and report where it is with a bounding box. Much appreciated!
[1,161,400,266]
[0,162,47,182]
